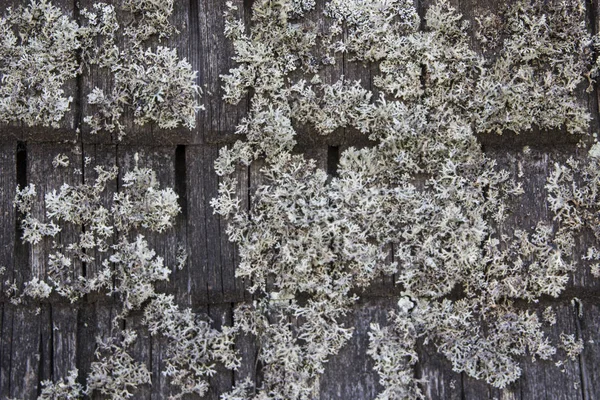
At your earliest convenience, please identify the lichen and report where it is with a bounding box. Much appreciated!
[86,330,151,399]
[81,4,201,139]
[0,0,79,127]
[5,0,598,398]
[14,155,237,399]
[38,368,84,400]
[546,144,600,279]
[215,0,594,397]
[0,0,201,138]
[144,294,240,399]
[121,0,177,42]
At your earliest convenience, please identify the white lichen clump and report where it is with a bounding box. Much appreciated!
[0,0,200,138]
[547,144,600,278]
[214,0,593,398]
[86,331,151,399]
[0,0,79,127]
[144,294,240,398]
[80,2,200,139]
[15,155,237,399]
[38,368,84,400]
[5,0,599,398]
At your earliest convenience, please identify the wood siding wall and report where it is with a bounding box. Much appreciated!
[0,0,599,398]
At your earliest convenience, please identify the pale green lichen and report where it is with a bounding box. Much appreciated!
[38,368,84,400]
[0,0,201,138]
[215,0,594,398]
[121,0,177,42]
[14,155,237,399]
[546,145,600,278]
[15,157,179,303]
[559,333,584,360]
[0,0,79,127]
[78,2,120,70]
[84,46,200,138]
[86,331,151,399]
[5,0,598,398]
[81,4,201,139]
[367,298,423,400]
[22,276,52,299]
[144,294,240,399]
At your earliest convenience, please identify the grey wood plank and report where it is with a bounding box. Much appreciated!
[460,302,585,400]
[78,0,162,144]
[145,0,195,145]
[578,300,600,400]
[38,304,53,388]
[517,303,583,400]
[234,328,258,393]
[320,297,397,400]
[78,0,117,145]
[0,303,8,399]
[196,0,248,144]
[461,372,507,400]
[207,303,234,399]
[120,2,196,145]
[490,147,600,296]
[8,305,42,399]
[416,336,463,400]
[80,302,120,400]
[149,331,178,400]
[340,8,376,149]
[247,158,274,297]
[186,145,210,306]
[236,163,252,303]
[173,145,193,307]
[116,146,185,302]
[0,142,16,301]
[52,304,79,382]
[225,163,249,302]
[78,0,195,145]
[291,0,344,149]
[202,146,224,304]
[187,145,246,306]
[126,312,153,399]
[81,144,118,303]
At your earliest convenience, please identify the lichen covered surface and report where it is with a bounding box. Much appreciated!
[1,0,600,399]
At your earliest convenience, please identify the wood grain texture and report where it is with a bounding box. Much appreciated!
[126,312,153,399]
[207,303,235,399]
[320,297,396,399]
[578,299,600,399]
[517,303,583,400]
[116,145,191,304]
[0,142,16,301]
[195,0,248,144]
[187,145,246,306]
[149,331,178,400]
[78,0,116,145]
[416,336,463,400]
[81,302,120,400]
[186,145,210,306]
[0,303,10,399]
[1,0,600,398]
[6,306,42,399]
[144,0,195,145]
[52,304,79,382]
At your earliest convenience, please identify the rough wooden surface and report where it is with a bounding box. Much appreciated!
[1,0,600,399]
